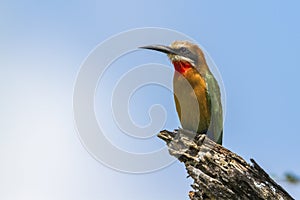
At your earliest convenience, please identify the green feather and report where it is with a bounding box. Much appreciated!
[204,71,223,144]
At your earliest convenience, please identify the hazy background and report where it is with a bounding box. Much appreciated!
[1,0,299,199]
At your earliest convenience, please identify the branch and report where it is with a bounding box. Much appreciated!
[158,129,294,200]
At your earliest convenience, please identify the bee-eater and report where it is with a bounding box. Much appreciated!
[141,41,223,144]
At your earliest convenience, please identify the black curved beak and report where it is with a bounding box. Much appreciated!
[139,45,178,55]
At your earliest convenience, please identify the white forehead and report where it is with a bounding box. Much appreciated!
[170,40,193,49]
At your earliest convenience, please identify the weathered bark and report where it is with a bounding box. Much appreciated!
[158,129,294,200]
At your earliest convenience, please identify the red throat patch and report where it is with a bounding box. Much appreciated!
[172,60,192,74]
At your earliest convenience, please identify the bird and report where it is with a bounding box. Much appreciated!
[140,41,223,144]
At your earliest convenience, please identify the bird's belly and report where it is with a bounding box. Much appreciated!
[173,74,211,134]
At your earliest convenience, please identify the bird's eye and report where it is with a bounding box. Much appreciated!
[179,47,191,56]
[179,47,187,53]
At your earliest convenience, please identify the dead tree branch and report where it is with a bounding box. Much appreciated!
[158,129,294,200]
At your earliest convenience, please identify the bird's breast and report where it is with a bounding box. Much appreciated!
[173,69,211,133]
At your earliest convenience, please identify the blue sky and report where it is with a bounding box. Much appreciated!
[1,0,300,199]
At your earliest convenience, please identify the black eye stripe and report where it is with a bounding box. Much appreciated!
[178,47,192,56]
[179,47,188,53]
[176,47,198,63]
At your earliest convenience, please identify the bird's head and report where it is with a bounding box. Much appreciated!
[140,41,207,74]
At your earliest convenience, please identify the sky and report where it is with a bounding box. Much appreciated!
[1,0,300,199]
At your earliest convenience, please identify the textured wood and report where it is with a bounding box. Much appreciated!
[158,129,294,200]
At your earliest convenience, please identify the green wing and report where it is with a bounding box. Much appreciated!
[205,72,223,144]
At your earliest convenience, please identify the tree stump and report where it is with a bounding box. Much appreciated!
[158,129,294,200]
